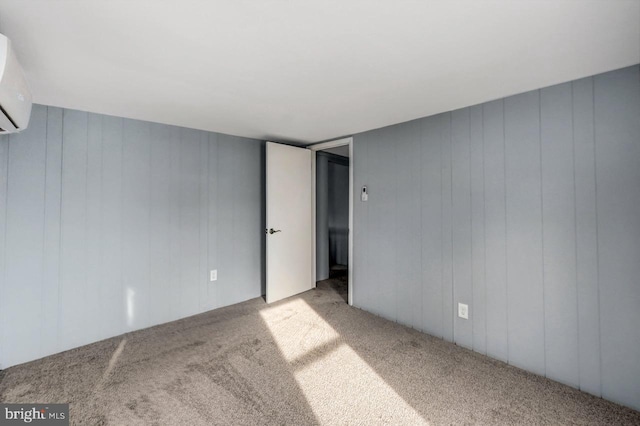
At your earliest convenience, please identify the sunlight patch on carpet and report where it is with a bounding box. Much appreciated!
[260,299,428,425]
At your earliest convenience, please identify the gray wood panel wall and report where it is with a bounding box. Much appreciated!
[352,65,640,411]
[0,107,264,368]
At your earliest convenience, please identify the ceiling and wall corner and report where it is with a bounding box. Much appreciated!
[0,1,638,144]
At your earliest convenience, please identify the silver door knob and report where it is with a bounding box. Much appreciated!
[266,228,282,235]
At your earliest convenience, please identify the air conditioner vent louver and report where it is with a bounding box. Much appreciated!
[0,103,19,130]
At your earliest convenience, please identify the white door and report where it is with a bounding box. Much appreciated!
[266,142,313,303]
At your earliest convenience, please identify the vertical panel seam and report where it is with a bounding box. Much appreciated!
[592,77,603,397]
[468,108,474,350]
[100,117,105,331]
[147,125,152,324]
[420,121,424,334]
[482,105,487,354]
[1,131,11,365]
[450,118,456,342]
[97,116,104,334]
[170,129,177,314]
[197,133,202,311]
[571,82,581,389]
[196,133,200,310]
[440,119,445,338]
[100,115,106,336]
[119,118,124,332]
[364,137,370,311]
[228,138,235,303]
[232,140,237,302]
[503,98,509,362]
[539,89,547,376]
[393,132,397,321]
[84,113,90,333]
[215,135,220,307]
[376,134,382,315]
[449,113,454,341]
[201,134,205,306]
[178,130,183,312]
[394,132,399,323]
[39,107,50,357]
[206,134,211,305]
[56,110,65,350]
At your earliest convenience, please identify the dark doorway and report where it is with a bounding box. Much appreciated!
[316,149,349,303]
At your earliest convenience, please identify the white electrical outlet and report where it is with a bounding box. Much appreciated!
[458,303,469,320]
[210,269,217,282]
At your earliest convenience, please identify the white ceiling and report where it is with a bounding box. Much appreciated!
[1,1,638,144]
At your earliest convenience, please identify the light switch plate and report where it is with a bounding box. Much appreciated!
[210,270,217,282]
[361,186,368,202]
[458,303,469,320]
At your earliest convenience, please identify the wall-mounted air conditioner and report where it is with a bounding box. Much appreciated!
[0,33,31,134]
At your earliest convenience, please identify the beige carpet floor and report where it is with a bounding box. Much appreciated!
[1,276,639,425]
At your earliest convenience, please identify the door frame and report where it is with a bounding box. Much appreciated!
[307,137,354,306]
